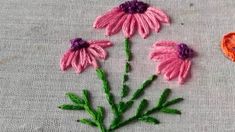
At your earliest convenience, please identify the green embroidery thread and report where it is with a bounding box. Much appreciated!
[59,87,183,132]
[58,38,184,132]
[120,38,132,99]
[58,90,106,132]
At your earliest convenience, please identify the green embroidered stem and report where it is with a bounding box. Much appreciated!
[110,74,157,129]
[120,75,157,113]
[111,38,133,127]
[59,38,185,132]
[96,68,119,118]
[120,38,132,99]
[124,38,132,61]
[109,107,161,131]
[58,90,107,132]
[109,88,184,131]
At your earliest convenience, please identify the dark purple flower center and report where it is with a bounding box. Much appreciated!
[70,38,89,51]
[178,43,194,60]
[119,0,149,14]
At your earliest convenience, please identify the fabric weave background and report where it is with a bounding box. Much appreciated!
[0,0,235,132]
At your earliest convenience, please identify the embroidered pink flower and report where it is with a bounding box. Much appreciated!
[60,38,112,74]
[149,41,195,84]
[93,0,170,39]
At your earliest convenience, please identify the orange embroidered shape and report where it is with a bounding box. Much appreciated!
[221,32,235,61]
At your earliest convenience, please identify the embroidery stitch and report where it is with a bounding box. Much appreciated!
[93,0,170,38]
[221,32,235,61]
[60,38,112,73]
[59,90,107,131]
[59,88,184,132]
[120,38,132,98]
[149,41,195,84]
[58,1,190,131]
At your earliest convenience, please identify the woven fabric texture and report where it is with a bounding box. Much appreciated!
[0,0,234,132]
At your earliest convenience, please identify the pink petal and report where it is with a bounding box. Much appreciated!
[142,13,160,32]
[134,14,150,39]
[80,49,90,72]
[93,7,122,28]
[151,46,178,55]
[129,16,137,36]
[122,14,132,37]
[149,46,178,61]
[88,46,107,59]
[147,7,170,23]
[84,50,98,68]
[88,40,112,48]
[164,60,182,80]
[178,60,192,84]
[150,53,178,62]
[169,61,183,80]
[87,53,99,68]
[157,58,175,74]
[60,50,75,71]
[122,14,136,38]
[161,59,179,74]
[106,14,128,36]
[79,49,87,67]
[153,41,177,47]
[183,61,192,78]
[71,51,82,73]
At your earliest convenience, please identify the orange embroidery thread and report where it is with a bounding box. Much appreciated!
[221,32,235,61]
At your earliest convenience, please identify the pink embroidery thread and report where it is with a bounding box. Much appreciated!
[60,38,112,74]
[93,0,170,39]
[149,41,194,84]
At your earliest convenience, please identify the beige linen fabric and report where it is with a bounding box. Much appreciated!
[0,0,234,132]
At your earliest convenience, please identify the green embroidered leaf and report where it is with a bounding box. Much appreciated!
[139,116,160,124]
[82,90,90,104]
[161,108,181,115]
[118,101,133,113]
[81,90,98,119]
[157,88,171,107]
[96,106,105,122]
[97,69,110,93]
[110,116,122,127]
[102,80,110,93]
[124,38,132,61]
[123,74,128,83]
[65,92,84,105]
[78,118,97,127]
[136,99,148,116]
[58,104,84,110]
[96,68,119,118]
[123,101,134,112]
[125,62,131,73]
[163,98,184,107]
[107,94,114,105]
[96,68,105,80]
[141,75,157,88]
[131,75,157,100]
[131,89,144,100]
[117,101,125,112]
[121,84,130,98]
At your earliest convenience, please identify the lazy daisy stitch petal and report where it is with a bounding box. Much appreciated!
[58,1,195,131]
[60,38,112,73]
[59,39,185,132]
[93,0,170,38]
[149,41,195,84]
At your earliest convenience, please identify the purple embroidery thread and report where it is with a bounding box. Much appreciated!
[70,38,90,51]
[178,43,194,60]
[93,0,170,38]
[119,0,149,14]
